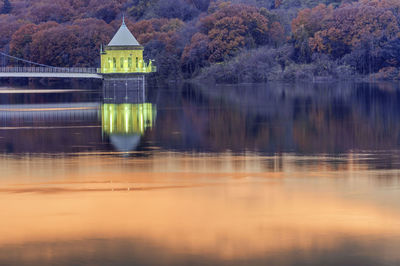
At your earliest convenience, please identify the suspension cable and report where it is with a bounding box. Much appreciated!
[0,51,57,68]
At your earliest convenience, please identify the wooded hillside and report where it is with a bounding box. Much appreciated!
[1,0,399,82]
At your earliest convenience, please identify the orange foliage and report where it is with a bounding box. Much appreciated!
[196,3,280,62]
[14,19,114,67]
[274,0,283,8]
[269,22,285,45]
[208,16,247,62]
[25,0,75,23]
[291,4,333,41]
[0,14,25,49]
[292,1,400,58]
[372,66,400,80]
[10,22,58,58]
[182,33,209,62]
[128,18,185,53]
[181,33,209,73]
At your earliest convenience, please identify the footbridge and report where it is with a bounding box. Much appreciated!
[0,67,103,79]
[0,19,156,80]
[0,51,103,79]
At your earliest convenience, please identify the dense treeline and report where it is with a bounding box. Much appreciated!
[1,0,399,83]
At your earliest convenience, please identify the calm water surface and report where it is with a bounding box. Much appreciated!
[0,81,400,265]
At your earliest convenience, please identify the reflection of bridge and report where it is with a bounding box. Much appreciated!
[0,103,100,120]
[0,67,103,79]
[0,81,156,153]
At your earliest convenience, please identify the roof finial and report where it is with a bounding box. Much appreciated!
[122,14,125,25]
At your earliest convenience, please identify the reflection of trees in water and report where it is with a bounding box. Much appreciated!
[0,127,102,154]
[0,90,101,105]
[181,98,273,151]
[173,82,400,155]
[292,83,400,153]
[3,81,400,158]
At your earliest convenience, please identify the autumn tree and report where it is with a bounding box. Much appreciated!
[309,1,399,59]
[0,15,24,50]
[289,0,400,75]
[190,0,210,11]
[88,0,126,23]
[25,0,75,23]
[154,0,199,21]
[21,19,114,67]
[10,22,58,59]
[72,18,115,66]
[197,3,281,62]
[380,37,400,68]
[123,18,185,79]
[1,0,12,14]
[181,33,209,75]
[129,18,184,52]
[10,24,41,59]
[274,0,283,8]
[126,0,158,20]
[291,4,333,62]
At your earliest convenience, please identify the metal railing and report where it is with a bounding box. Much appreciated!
[0,67,99,74]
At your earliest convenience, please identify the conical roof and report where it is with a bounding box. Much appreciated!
[108,19,140,47]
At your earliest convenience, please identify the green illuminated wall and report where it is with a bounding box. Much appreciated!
[102,103,156,135]
[100,47,155,74]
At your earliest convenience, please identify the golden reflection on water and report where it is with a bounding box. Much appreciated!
[101,103,156,135]
[0,153,400,264]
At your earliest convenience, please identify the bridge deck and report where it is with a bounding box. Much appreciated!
[0,67,103,79]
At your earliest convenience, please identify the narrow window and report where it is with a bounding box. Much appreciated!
[136,57,138,68]
[128,57,132,68]
[120,57,124,68]
[113,58,116,69]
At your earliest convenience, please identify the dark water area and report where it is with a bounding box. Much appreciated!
[0,80,399,266]
[2,81,400,154]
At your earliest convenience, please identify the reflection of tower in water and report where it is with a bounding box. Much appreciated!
[101,79,156,152]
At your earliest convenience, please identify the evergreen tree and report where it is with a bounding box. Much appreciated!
[1,0,12,14]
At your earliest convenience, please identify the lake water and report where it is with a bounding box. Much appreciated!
[0,80,400,265]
